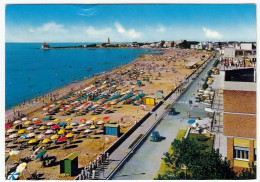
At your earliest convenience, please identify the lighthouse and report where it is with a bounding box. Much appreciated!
[108,37,110,44]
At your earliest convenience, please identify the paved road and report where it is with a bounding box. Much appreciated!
[111,55,219,180]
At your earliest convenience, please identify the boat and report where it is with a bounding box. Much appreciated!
[41,42,50,49]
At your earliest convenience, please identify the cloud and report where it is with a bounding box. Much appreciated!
[78,8,97,17]
[202,27,222,39]
[156,26,166,33]
[85,26,112,37]
[29,22,67,33]
[114,22,141,39]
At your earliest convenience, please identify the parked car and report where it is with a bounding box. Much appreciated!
[150,131,160,142]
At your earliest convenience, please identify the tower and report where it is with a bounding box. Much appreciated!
[108,37,110,44]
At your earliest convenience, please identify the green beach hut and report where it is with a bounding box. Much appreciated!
[60,152,78,176]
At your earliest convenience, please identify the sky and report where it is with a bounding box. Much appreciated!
[5,4,256,42]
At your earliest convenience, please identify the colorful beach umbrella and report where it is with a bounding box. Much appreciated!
[37,134,46,139]
[86,120,93,125]
[59,122,67,127]
[27,133,36,138]
[51,135,59,140]
[90,124,97,129]
[97,120,104,125]
[103,116,109,120]
[43,118,50,121]
[84,129,92,133]
[18,129,26,134]
[39,126,47,130]
[91,117,98,121]
[70,122,78,126]
[42,138,51,144]
[9,150,20,156]
[5,155,10,162]
[16,163,27,173]
[14,120,22,124]
[7,129,16,133]
[65,118,72,122]
[54,118,60,122]
[79,123,86,127]
[32,118,39,122]
[26,126,34,131]
[9,134,19,138]
[65,125,73,130]
[35,151,47,160]
[7,171,20,180]
[5,124,12,129]
[21,117,28,121]
[52,125,59,129]
[35,121,42,125]
[20,134,28,139]
[58,137,67,142]
[47,122,54,126]
[80,118,86,122]
[28,139,38,144]
[65,133,74,138]
[58,129,66,135]
[45,129,54,134]
[24,121,32,125]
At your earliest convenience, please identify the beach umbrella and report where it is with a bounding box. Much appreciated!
[91,117,99,121]
[9,134,19,138]
[79,123,86,127]
[47,122,54,126]
[90,124,97,129]
[54,118,60,122]
[65,118,72,122]
[65,133,74,138]
[86,120,94,125]
[20,134,28,139]
[42,138,51,144]
[72,129,79,133]
[14,120,22,124]
[21,117,28,121]
[37,134,46,139]
[18,129,26,134]
[84,129,92,133]
[7,129,16,133]
[70,122,79,126]
[52,125,59,130]
[28,139,38,144]
[51,134,59,140]
[16,163,27,173]
[58,129,66,135]
[5,155,10,162]
[32,118,39,122]
[27,126,34,131]
[188,119,196,124]
[65,125,73,130]
[5,124,12,129]
[97,120,104,125]
[43,118,49,121]
[58,137,67,142]
[35,121,42,125]
[7,171,20,180]
[103,116,109,120]
[59,122,67,127]
[80,118,86,122]
[24,121,32,125]
[35,151,47,160]
[27,133,36,138]
[9,150,20,156]
[39,126,47,130]
[45,129,54,134]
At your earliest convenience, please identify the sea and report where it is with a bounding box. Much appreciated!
[5,43,161,110]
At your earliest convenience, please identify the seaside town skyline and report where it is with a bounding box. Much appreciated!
[6,4,256,43]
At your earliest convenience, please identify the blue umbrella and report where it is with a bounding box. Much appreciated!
[20,134,28,139]
[43,118,49,121]
[8,171,20,180]
[188,119,196,124]
[59,122,67,126]
[35,151,47,160]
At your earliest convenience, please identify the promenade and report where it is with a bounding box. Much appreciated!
[88,54,217,180]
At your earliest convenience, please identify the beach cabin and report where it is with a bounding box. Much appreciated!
[185,62,198,69]
[155,91,163,99]
[143,96,155,105]
[104,124,120,137]
[60,152,78,176]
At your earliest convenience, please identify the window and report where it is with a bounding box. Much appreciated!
[233,147,249,160]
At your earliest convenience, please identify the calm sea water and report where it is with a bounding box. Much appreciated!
[5,43,160,110]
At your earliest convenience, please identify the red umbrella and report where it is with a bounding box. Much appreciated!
[5,124,12,129]
[103,116,109,120]
[52,125,59,129]
[35,121,41,125]
[80,118,86,122]
[58,137,67,142]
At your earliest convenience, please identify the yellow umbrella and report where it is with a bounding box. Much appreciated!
[65,133,74,138]
[58,129,66,135]
[28,139,38,144]
[65,125,73,130]
[18,129,26,134]
[9,150,20,156]
[42,138,51,144]
[39,126,47,130]
[54,118,60,122]
[91,117,98,121]
[51,135,59,140]
[16,162,27,173]
[90,125,97,129]
[24,121,32,125]
[65,118,72,122]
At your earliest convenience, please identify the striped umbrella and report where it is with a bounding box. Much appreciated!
[7,171,20,180]
[16,163,27,173]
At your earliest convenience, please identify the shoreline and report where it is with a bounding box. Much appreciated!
[5,48,165,121]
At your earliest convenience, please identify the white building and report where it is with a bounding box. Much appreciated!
[240,43,252,50]
[224,47,236,58]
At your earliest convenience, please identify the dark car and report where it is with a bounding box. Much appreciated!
[150,131,160,142]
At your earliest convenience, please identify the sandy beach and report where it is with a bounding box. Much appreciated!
[5,48,213,180]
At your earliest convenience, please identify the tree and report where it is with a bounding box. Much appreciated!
[155,137,237,180]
